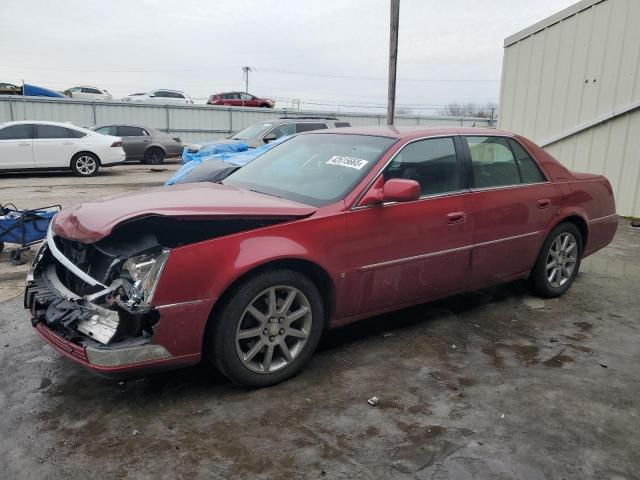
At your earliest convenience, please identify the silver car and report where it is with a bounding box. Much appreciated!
[91,124,184,164]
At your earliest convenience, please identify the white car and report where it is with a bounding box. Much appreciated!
[0,121,125,176]
[64,86,113,101]
[123,89,194,104]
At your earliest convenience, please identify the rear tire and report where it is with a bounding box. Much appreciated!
[529,222,583,298]
[207,269,324,388]
[144,147,165,165]
[71,153,99,177]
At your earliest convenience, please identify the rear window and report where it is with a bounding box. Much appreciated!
[296,123,328,133]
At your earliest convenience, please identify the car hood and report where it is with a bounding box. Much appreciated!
[52,183,316,243]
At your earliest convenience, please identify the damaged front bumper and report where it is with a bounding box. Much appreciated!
[25,241,175,372]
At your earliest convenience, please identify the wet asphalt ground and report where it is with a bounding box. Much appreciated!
[0,220,638,479]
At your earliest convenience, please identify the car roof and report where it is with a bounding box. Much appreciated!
[153,89,185,93]
[93,124,151,128]
[0,120,94,133]
[270,118,340,124]
[301,125,513,139]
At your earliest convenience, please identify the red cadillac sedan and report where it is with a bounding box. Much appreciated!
[25,127,617,387]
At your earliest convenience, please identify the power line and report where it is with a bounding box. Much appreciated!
[0,63,500,82]
[254,67,499,83]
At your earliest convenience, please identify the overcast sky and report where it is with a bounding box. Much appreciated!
[1,0,576,113]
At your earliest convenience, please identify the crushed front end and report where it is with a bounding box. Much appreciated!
[25,224,177,373]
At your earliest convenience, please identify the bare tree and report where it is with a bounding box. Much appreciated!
[441,102,497,118]
[395,106,414,116]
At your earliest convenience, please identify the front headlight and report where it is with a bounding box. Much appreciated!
[122,248,170,304]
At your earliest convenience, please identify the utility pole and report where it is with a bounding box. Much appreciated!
[242,66,252,93]
[387,0,400,125]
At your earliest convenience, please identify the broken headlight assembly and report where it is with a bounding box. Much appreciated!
[119,248,170,306]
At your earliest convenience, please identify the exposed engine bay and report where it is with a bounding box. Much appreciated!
[25,214,294,349]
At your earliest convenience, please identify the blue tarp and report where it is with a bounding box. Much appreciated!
[166,135,290,186]
[181,141,248,164]
[23,84,66,98]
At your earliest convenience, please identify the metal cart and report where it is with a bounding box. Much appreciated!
[0,203,61,265]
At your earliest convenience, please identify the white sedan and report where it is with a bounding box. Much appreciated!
[0,121,125,176]
[123,89,194,104]
[64,86,113,101]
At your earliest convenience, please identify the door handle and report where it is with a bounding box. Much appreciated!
[63,141,74,145]
[18,142,30,146]
[143,140,150,143]
[446,211,466,224]
[537,199,551,209]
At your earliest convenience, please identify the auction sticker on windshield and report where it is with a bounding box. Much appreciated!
[326,155,369,170]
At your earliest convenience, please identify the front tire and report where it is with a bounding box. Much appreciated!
[71,153,99,176]
[207,269,324,387]
[529,222,583,298]
[144,147,165,165]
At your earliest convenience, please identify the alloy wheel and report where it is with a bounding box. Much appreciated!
[235,285,312,374]
[545,232,578,288]
[75,155,97,175]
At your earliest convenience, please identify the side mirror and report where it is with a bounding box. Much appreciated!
[148,93,156,98]
[263,132,277,143]
[381,178,421,202]
[360,178,421,206]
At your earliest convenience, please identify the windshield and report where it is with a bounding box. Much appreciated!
[231,122,274,140]
[223,133,396,207]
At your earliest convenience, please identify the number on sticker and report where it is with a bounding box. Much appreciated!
[326,156,369,170]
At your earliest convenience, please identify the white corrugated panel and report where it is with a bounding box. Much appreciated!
[0,97,491,145]
[499,0,640,216]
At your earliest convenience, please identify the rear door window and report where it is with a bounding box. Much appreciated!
[37,125,85,139]
[508,138,547,183]
[383,137,461,196]
[296,123,328,133]
[267,123,296,139]
[95,126,117,136]
[0,124,34,140]
[118,126,147,137]
[465,136,521,188]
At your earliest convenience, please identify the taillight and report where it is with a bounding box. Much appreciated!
[111,141,122,147]
[173,137,182,143]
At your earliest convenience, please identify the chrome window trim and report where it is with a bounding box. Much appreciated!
[351,188,472,211]
[350,134,461,210]
[357,230,542,271]
[470,181,550,193]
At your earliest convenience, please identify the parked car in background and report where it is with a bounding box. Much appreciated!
[91,124,183,164]
[123,89,194,104]
[184,117,351,159]
[0,120,124,176]
[0,83,21,95]
[207,92,274,108]
[24,127,617,387]
[64,86,113,101]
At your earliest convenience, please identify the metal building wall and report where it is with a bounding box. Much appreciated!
[0,96,492,145]
[498,0,640,217]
